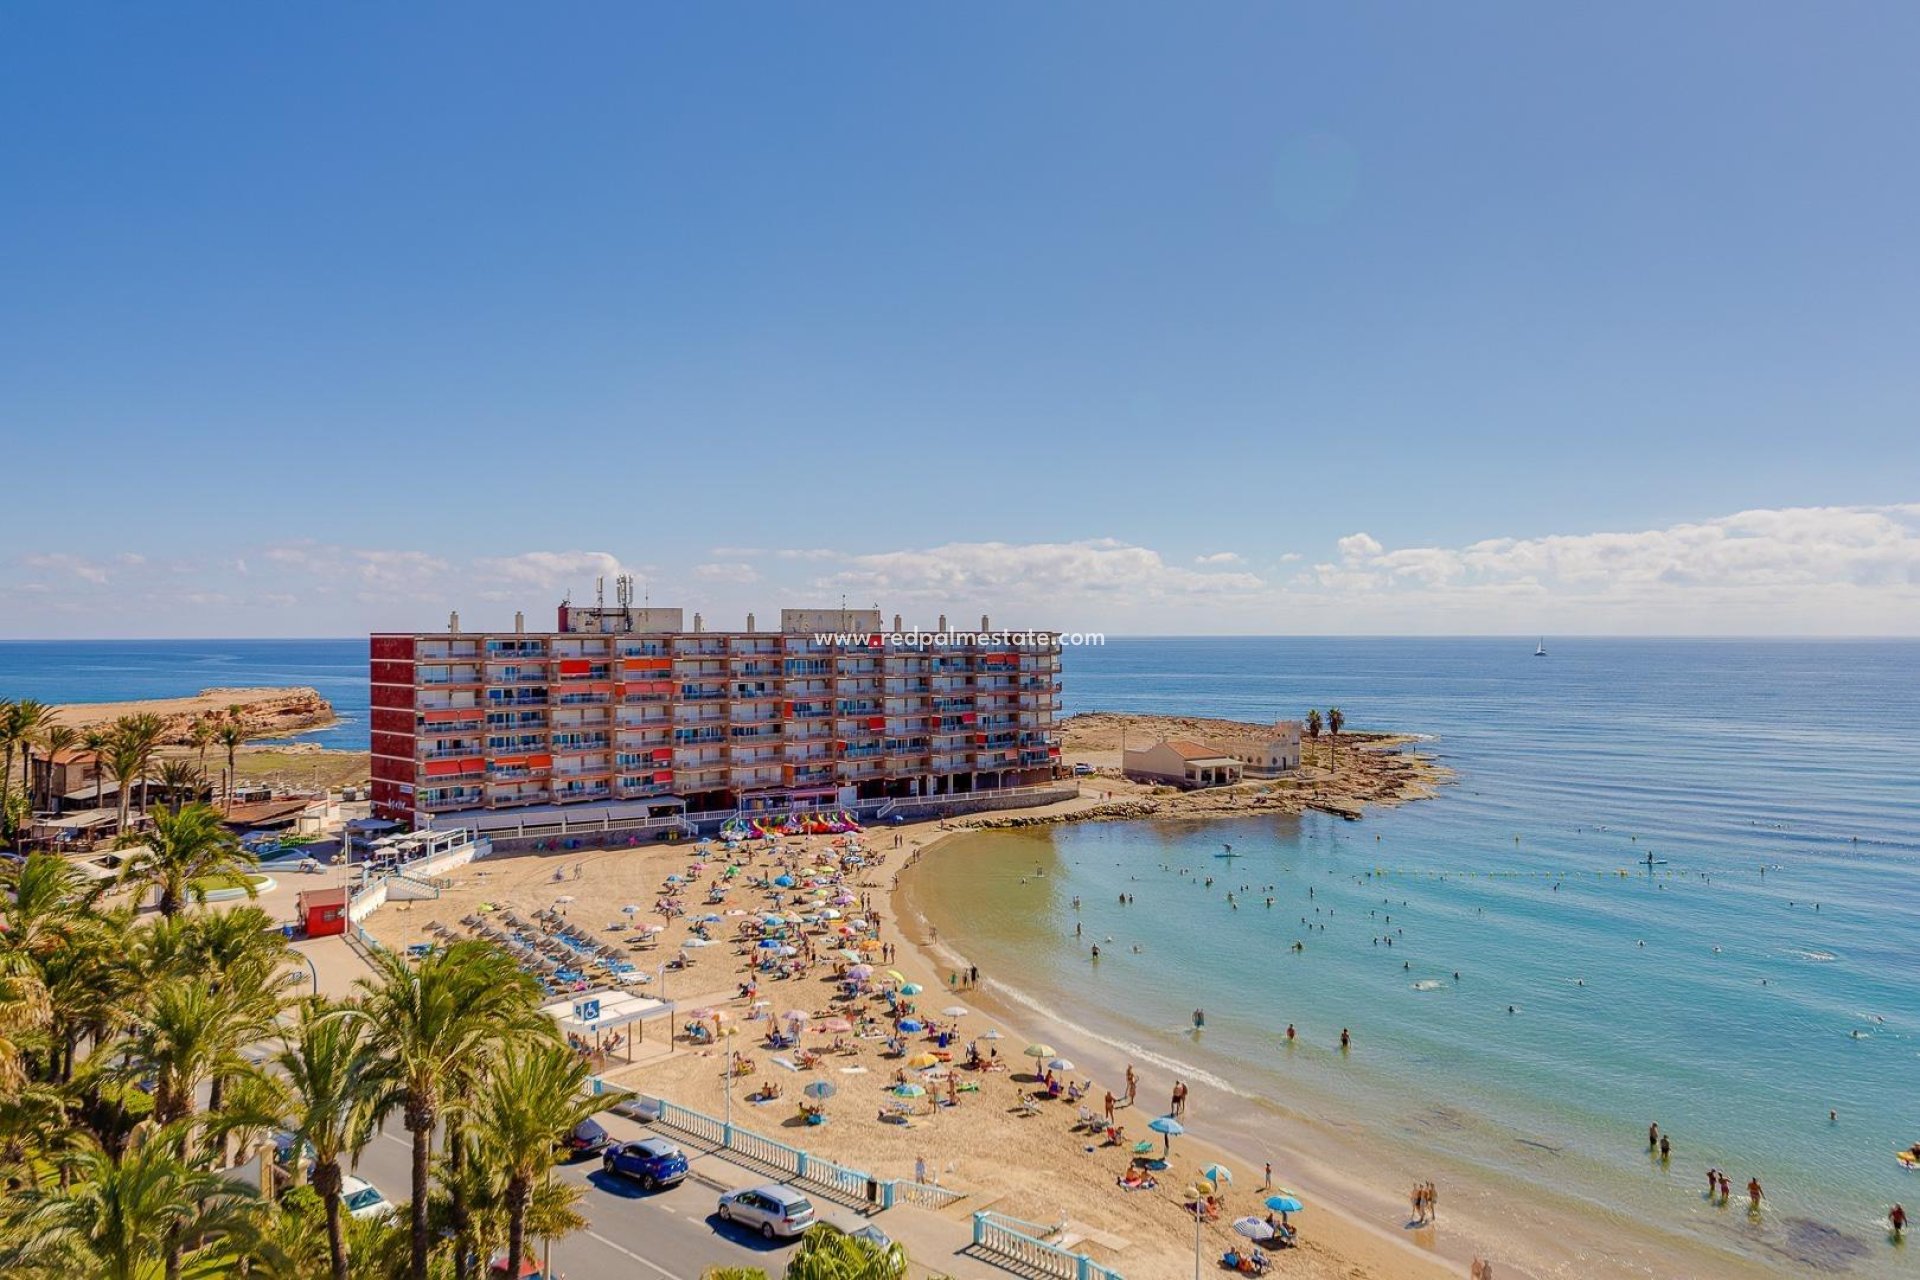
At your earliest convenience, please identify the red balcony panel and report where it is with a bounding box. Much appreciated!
[371,707,413,735]
[370,636,416,661]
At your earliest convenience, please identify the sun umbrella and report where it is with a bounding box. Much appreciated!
[885,970,906,983]
[980,1028,1004,1041]
[819,1017,853,1033]
[642,924,665,934]
[1187,1179,1214,1198]
[892,1083,925,1097]
[757,939,783,950]
[1200,1163,1234,1185]
[847,964,873,979]
[819,908,841,919]
[680,938,713,948]
[802,1081,837,1100]
[942,1005,969,1018]
[1232,1218,1275,1241]
[1045,1058,1075,1073]
[837,949,862,963]
[773,875,795,887]
[762,914,787,926]
[898,1018,924,1032]
[1023,1043,1057,1059]
[1148,1114,1184,1155]
[553,895,574,904]
[905,1052,940,1069]
[620,905,640,915]
[784,1010,811,1026]
[1263,1193,1305,1214]
[899,983,924,996]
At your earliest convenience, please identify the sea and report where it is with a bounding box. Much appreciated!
[908,638,1920,1278]
[6,635,1918,1273]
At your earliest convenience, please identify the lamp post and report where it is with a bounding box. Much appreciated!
[298,951,320,995]
[1193,1199,1203,1280]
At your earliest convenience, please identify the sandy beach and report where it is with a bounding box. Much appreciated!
[363,800,1470,1280]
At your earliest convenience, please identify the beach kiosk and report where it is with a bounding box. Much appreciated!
[295,885,349,938]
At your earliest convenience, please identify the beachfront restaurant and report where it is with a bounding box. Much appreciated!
[1122,739,1245,789]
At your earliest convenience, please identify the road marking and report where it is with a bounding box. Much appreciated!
[584,1229,682,1279]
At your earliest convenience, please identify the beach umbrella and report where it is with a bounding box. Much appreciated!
[1200,1163,1234,1185]
[620,905,640,915]
[980,1029,1004,1041]
[1023,1043,1057,1060]
[848,964,874,980]
[941,1005,969,1018]
[1187,1179,1214,1199]
[784,1010,811,1026]
[1148,1114,1184,1155]
[771,1056,799,1071]
[898,1018,924,1033]
[892,1083,925,1097]
[757,939,783,950]
[642,923,664,934]
[681,938,713,949]
[773,875,795,887]
[885,970,906,984]
[1263,1193,1304,1214]
[819,908,841,919]
[553,895,575,904]
[820,1017,853,1033]
[1232,1218,1275,1241]
[666,874,685,884]
[905,1052,940,1069]
[837,949,862,963]
[1045,1058,1075,1073]
[899,982,923,995]
[802,1081,837,1100]
[763,914,787,926]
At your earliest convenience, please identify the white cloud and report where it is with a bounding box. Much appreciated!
[694,562,761,584]
[824,538,1266,607]
[471,550,631,589]
[1194,551,1243,565]
[774,548,841,561]
[18,553,114,585]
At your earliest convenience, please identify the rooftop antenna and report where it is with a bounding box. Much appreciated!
[616,573,634,630]
[596,576,605,610]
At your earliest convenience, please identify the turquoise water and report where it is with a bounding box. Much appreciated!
[916,638,1920,1276]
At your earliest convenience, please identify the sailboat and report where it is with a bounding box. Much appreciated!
[1534,637,1547,657]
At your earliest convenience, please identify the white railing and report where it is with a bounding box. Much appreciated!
[972,1212,1122,1280]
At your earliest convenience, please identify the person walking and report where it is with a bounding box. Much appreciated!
[1747,1177,1764,1211]
[1891,1203,1907,1239]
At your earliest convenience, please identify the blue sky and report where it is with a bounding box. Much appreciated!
[3,3,1918,636]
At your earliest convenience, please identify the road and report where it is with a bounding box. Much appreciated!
[347,1110,872,1280]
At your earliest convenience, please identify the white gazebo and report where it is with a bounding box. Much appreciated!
[539,989,677,1063]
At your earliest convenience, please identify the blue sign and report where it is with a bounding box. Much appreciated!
[575,998,601,1024]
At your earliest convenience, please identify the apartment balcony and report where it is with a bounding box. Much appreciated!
[551,639,613,659]
[616,705,671,728]
[673,750,725,770]
[487,787,551,807]
[420,788,486,812]
[615,779,674,800]
[416,641,481,662]
[552,784,612,804]
[786,766,836,789]
[730,766,782,788]
[885,753,930,773]
[485,764,550,782]
[787,722,833,741]
[676,767,727,791]
[550,712,611,733]
[788,703,834,721]
[484,712,548,732]
[550,736,611,755]
[418,670,484,688]
[419,716,486,736]
[836,759,886,781]
[420,743,486,762]
[485,670,551,685]
[483,640,549,658]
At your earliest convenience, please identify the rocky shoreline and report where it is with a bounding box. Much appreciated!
[965,711,1450,830]
[53,685,337,744]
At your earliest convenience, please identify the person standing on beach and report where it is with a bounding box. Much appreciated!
[1411,1183,1424,1223]
[1747,1177,1764,1210]
[1263,1162,1272,1190]
[1171,1080,1187,1115]
[1717,1172,1732,1203]
[1427,1181,1438,1222]
[1104,1090,1116,1123]
[1648,1121,1660,1149]
[1125,1065,1138,1106]
[1891,1204,1906,1238]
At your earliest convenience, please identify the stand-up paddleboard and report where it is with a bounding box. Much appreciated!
[1898,1148,1920,1170]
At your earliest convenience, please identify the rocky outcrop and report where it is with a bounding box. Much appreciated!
[55,686,337,744]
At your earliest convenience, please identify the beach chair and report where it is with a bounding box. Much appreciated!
[1013,1096,1042,1118]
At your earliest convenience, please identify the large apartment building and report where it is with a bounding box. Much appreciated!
[369,604,1062,826]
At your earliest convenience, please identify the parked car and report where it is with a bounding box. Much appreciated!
[716,1185,817,1239]
[1072,762,1095,776]
[340,1175,398,1221]
[601,1137,688,1191]
[557,1117,611,1158]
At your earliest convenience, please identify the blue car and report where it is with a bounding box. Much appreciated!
[601,1137,689,1190]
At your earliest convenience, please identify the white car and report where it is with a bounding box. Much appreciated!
[716,1184,816,1239]
[340,1174,398,1221]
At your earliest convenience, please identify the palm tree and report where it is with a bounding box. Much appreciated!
[349,941,549,1280]
[0,954,51,1092]
[35,723,79,813]
[80,727,112,813]
[464,1041,612,1280]
[1303,709,1322,767]
[117,978,267,1132]
[118,714,168,819]
[786,1223,909,1280]
[115,803,257,918]
[156,761,201,814]
[215,721,248,814]
[3,699,56,829]
[0,1123,261,1280]
[273,1000,382,1280]
[187,719,215,792]
[1325,707,1345,773]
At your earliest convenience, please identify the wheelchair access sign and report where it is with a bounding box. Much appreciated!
[574,998,601,1025]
